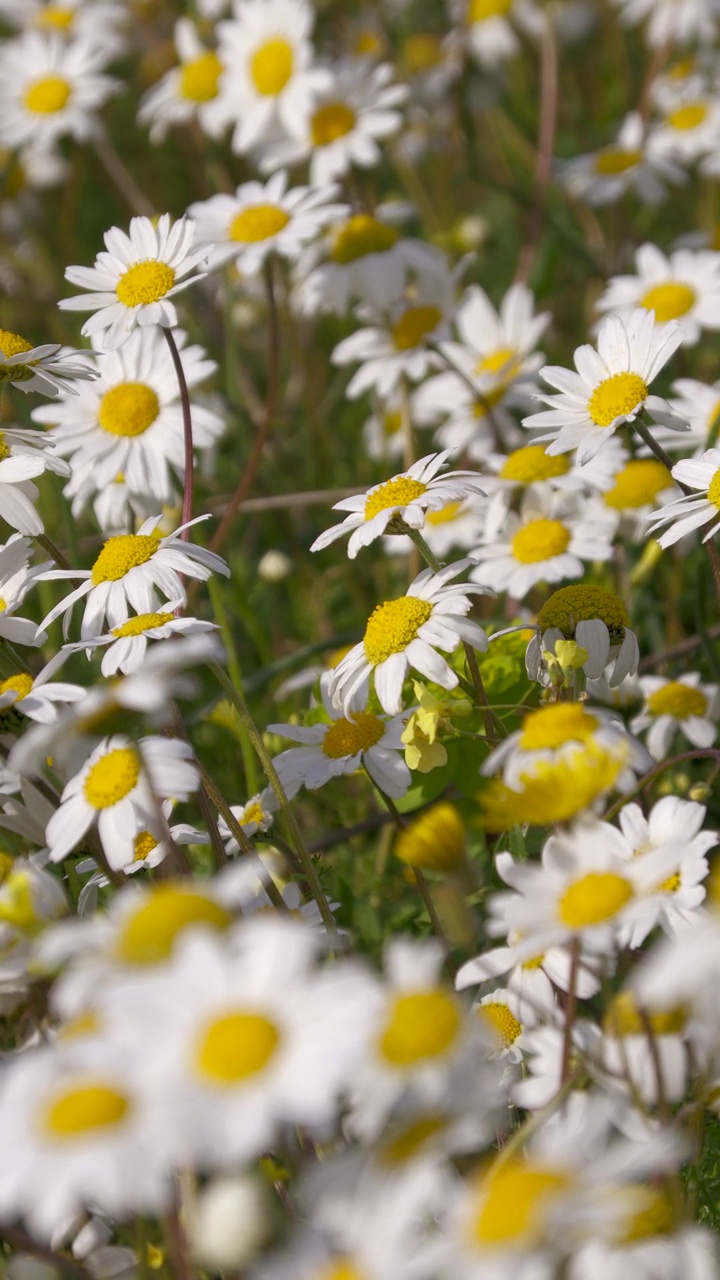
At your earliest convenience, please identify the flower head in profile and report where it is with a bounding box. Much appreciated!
[646,447,720,547]
[632,672,720,759]
[0,328,96,397]
[560,111,684,207]
[526,584,640,688]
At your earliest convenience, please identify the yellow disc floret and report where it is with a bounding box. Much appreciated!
[511,518,571,564]
[536,584,630,642]
[112,612,174,637]
[620,1188,676,1243]
[379,989,461,1066]
[667,102,707,130]
[195,1010,281,1085]
[83,746,140,810]
[393,802,466,872]
[114,884,232,965]
[91,533,160,584]
[133,830,159,862]
[35,5,75,30]
[392,305,442,351]
[646,680,708,718]
[587,372,648,427]
[0,329,33,358]
[426,501,462,525]
[116,261,176,308]
[0,673,33,703]
[707,467,720,508]
[363,596,433,665]
[558,872,633,927]
[42,1083,129,1139]
[469,0,513,20]
[594,148,642,174]
[519,702,600,750]
[364,476,427,520]
[470,1159,570,1247]
[640,282,695,322]
[331,215,400,264]
[478,1001,522,1047]
[499,445,570,484]
[179,51,223,102]
[230,204,290,243]
[480,742,627,828]
[98,382,160,437]
[24,75,71,114]
[249,38,293,95]
[603,990,686,1037]
[603,459,672,510]
[322,712,385,759]
[311,102,356,146]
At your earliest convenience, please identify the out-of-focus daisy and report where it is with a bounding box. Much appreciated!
[524,309,685,462]
[461,0,530,66]
[559,111,684,206]
[310,451,485,558]
[457,936,603,1012]
[260,59,407,187]
[0,533,51,647]
[63,605,218,676]
[66,469,160,535]
[0,327,96,397]
[38,514,229,640]
[362,393,406,461]
[32,328,224,506]
[269,703,411,799]
[189,171,346,275]
[0,425,69,536]
[385,497,487,560]
[482,700,645,792]
[649,77,720,163]
[645,447,720,546]
[632,672,720,758]
[138,19,226,144]
[218,789,277,849]
[474,986,537,1063]
[0,650,85,723]
[666,376,720,451]
[0,31,118,151]
[612,0,720,48]
[525,584,640,688]
[329,559,489,716]
[45,734,198,869]
[59,215,211,351]
[597,243,720,345]
[0,0,126,49]
[211,0,332,154]
[599,456,676,537]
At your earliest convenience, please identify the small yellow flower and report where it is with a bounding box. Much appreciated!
[394,802,466,872]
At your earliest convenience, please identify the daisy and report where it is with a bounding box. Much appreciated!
[0,650,85,723]
[631,672,720,758]
[45,734,199,869]
[0,0,127,50]
[310,451,485,558]
[218,789,278,849]
[138,19,226,144]
[62,604,218,676]
[259,59,407,187]
[0,425,69,536]
[645,447,720,546]
[0,326,96,397]
[559,111,684,206]
[665,376,720,451]
[0,533,51,647]
[31,327,225,506]
[58,214,211,351]
[525,584,640,688]
[482,700,646,792]
[599,456,677,539]
[470,489,616,599]
[0,30,118,151]
[362,393,406,461]
[524,309,686,463]
[612,0,720,48]
[474,986,536,1063]
[67,469,160,535]
[461,0,528,67]
[269,703,412,799]
[211,0,333,155]
[385,497,488,560]
[446,281,550,386]
[188,171,346,276]
[598,990,689,1105]
[457,935,603,1012]
[329,559,489,716]
[649,77,720,164]
[596,243,720,345]
[37,514,230,640]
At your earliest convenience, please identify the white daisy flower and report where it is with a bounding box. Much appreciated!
[612,0,720,48]
[58,214,211,351]
[62,603,219,676]
[31,327,224,506]
[525,584,640,689]
[510,1020,601,1110]
[0,650,85,723]
[645,446,720,546]
[0,533,51,647]
[0,30,118,151]
[524,308,686,463]
[67,469,160,534]
[138,19,226,144]
[260,59,407,187]
[188,170,346,276]
[210,0,333,155]
[461,0,529,66]
[45,733,199,869]
[218,788,278,849]
[665,375,720,451]
[329,559,489,716]
[0,425,68,536]
[632,672,720,759]
[572,1222,718,1280]
[0,326,96,397]
[362,393,406,461]
[597,242,720,345]
[384,497,487,560]
[0,0,127,50]
[310,451,485,558]
[269,703,411,800]
[649,77,720,163]
[559,111,684,206]
[457,936,603,1011]
[37,514,230,640]
[598,455,677,539]
[597,990,689,1105]
[474,986,537,1063]
[470,488,616,599]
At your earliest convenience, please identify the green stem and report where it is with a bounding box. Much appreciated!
[196,761,288,913]
[208,578,259,793]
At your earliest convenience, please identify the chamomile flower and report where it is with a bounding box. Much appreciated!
[0,425,68,536]
[525,584,640,688]
[45,734,199,869]
[524,309,686,463]
[269,704,411,799]
[0,30,118,151]
[62,605,218,677]
[37,514,229,640]
[31,328,224,506]
[0,533,51,647]
[310,451,485,558]
[649,77,720,163]
[362,394,408,461]
[0,327,96,397]
[138,19,226,144]
[632,672,720,758]
[0,651,85,723]
[461,0,529,66]
[218,789,278,849]
[0,0,126,48]
[599,991,689,1104]
[645,447,720,546]
[597,243,720,345]
[385,497,488,560]
[560,112,684,206]
[189,171,346,275]
[59,215,211,351]
[612,0,720,48]
[665,376,720,451]
[260,59,407,187]
[457,936,603,1013]
[474,986,536,1063]
[598,456,676,539]
[329,560,489,716]
[482,700,646,792]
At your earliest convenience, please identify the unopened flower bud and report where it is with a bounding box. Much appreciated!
[188,1175,270,1272]
[258,550,292,583]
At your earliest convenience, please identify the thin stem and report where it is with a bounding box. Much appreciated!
[93,136,156,217]
[0,1227,93,1280]
[429,340,504,449]
[603,748,720,820]
[196,761,292,914]
[561,937,580,1084]
[515,12,559,284]
[162,327,194,540]
[36,532,71,570]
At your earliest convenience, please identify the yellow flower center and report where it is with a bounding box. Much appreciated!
[640,281,695,322]
[311,102,356,146]
[0,673,33,704]
[478,1001,522,1047]
[660,871,681,892]
[469,0,513,21]
[511,517,571,564]
[363,596,434,665]
[24,75,71,114]
[98,382,160,437]
[116,261,176,308]
[392,305,442,351]
[35,5,75,30]
[249,37,294,95]
[593,147,642,174]
[179,51,223,102]
[133,830,159,862]
[667,102,707,130]
[195,1010,280,1085]
[380,1114,446,1164]
[604,459,672,509]
[519,702,599,750]
[537,584,630,641]
[471,1160,570,1247]
[364,476,427,520]
[322,712,385,759]
[91,533,160,584]
[0,871,38,931]
[603,991,686,1037]
[0,329,33,358]
[115,884,232,965]
[646,681,708,718]
[379,989,461,1066]
[42,1083,129,1139]
[0,851,14,884]
[242,800,265,825]
[476,346,520,379]
[317,1259,364,1280]
[229,204,290,243]
[707,466,720,508]
[621,1188,675,1243]
[83,746,141,810]
[426,501,462,525]
[393,801,466,872]
[558,872,633,927]
[587,371,648,428]
[500,445,570,484]
[112,611,174,637]
[57,1011,101,1041]
[481,742,626,828]
[331,215,400,264]
[403,34,443,72]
